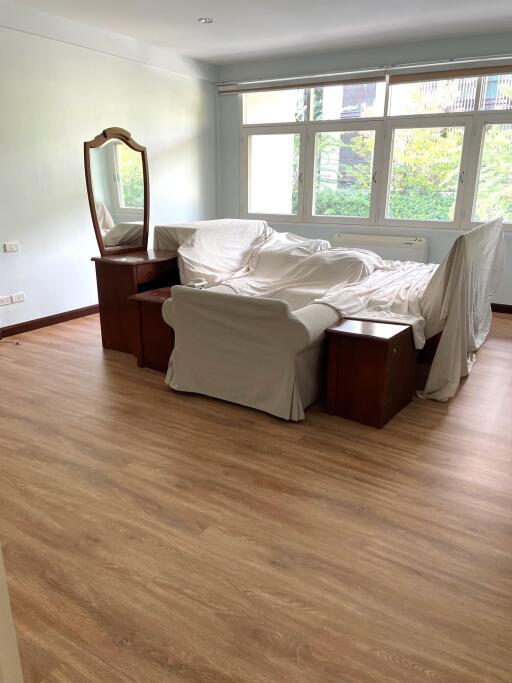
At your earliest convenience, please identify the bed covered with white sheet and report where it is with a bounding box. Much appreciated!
[157,217,504,416]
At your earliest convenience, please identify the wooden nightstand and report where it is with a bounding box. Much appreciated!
[325,319,416,428]
[129,287,174,373]
[92,250,178,355]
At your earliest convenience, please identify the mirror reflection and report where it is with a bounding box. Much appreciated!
[90,139,144,248]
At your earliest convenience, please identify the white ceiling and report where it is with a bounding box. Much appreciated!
[13,0,512,65]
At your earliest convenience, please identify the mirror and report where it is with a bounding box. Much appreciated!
[84,128,149,256]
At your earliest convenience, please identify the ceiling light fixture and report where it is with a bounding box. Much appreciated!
[197,17,214,24]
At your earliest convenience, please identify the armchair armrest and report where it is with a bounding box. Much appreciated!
[292,303,340,350]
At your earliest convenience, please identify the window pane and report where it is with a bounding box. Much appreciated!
[312,82,385,120]
[473,124,512,222]
[313,130,375,218]
[387,126,464,222]
[116,145,144,208]
[389,78,477,115]
[248,134,300,214]
[480,74,512,111]
[244,90,307,124]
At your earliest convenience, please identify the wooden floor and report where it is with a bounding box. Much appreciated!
[1,314,511,683]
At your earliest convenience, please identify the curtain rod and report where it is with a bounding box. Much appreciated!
[217,53,512,92]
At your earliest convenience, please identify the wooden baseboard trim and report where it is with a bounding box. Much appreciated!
[492,303,512,314]
[0,302,508,338]
[0,304,99,339]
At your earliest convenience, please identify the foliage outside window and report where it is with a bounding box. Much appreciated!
[387,126,465,221]
[313,130,375,217]
[474,123,512,222]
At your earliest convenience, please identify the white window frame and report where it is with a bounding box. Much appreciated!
[239,78,512,231]
[463,112,512,227]
[241,124,307,222]
[108,144,144,222]
[378,114,473,229]
[242,88,309,126]
[304,120,384,225]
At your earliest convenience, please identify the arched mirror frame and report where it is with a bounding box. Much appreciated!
[84,127,149,256]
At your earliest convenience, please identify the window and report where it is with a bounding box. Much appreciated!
[114,144,144,209]
[311,82,385,120]
[244,89,307,124]
[386,125,465,222]
[388,77,477,115]
[473,123,512,222]
[241,70,512,228]
[247,132,301,215]
[313,129,376,218]
[480,74,512,111]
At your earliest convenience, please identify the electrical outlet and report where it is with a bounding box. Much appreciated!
[0,295,11,306]
[3,242,20,253]
[11,292,25,304]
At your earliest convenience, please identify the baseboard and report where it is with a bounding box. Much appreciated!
[0,301,508,338]
[491,303,512,314]
[0,304,99,339]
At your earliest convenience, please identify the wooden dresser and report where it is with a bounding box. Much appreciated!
[92,250,179,355]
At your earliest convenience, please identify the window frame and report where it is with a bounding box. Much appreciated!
[239,77,512,231]
[108,143,144,221]
[378,114,473,229]
[304,119,384,225]
[243,88,309,125]
[464,112,512,227]
[241,124,307,222]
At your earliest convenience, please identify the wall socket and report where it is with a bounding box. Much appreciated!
[3,242,20,253]
[0,295,11,306]
[11,292,25,304]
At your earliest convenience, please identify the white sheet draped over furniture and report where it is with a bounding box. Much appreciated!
[159,218,504,419]
[163,288,338,420]
[155,219,274,285]
[103,222,144,247]
[419,217,505,400]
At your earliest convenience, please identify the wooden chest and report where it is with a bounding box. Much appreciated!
[325,319,416,428]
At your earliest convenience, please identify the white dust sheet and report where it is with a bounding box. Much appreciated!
[155,218,505,401]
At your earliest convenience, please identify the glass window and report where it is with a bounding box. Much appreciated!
[248,134,300,214]
[313,130,376,218]
[115,144,144,209]
[244,89,307,124]
[389,77,477,116]
[386,126,465,222]
[311,82,385,120]
[480,74,512,111]
[473,123,512,222]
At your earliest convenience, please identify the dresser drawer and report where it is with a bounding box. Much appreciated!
[136,259,177,285]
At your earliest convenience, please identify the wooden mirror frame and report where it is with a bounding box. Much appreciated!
[84,127,149,256]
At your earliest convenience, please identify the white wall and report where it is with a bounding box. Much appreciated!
[218,31,512,84]
[217,34,512,304]
[0,25,217,328]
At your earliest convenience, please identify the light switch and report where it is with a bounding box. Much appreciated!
[3,242,20,253]
[0,295,10,306]
[11,292,25,303]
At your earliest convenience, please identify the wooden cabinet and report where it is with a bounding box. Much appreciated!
[92,250,178,355]
[325,319,416,428]
[129,287,174,373]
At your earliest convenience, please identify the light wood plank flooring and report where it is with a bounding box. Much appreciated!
[1,313,511,683]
